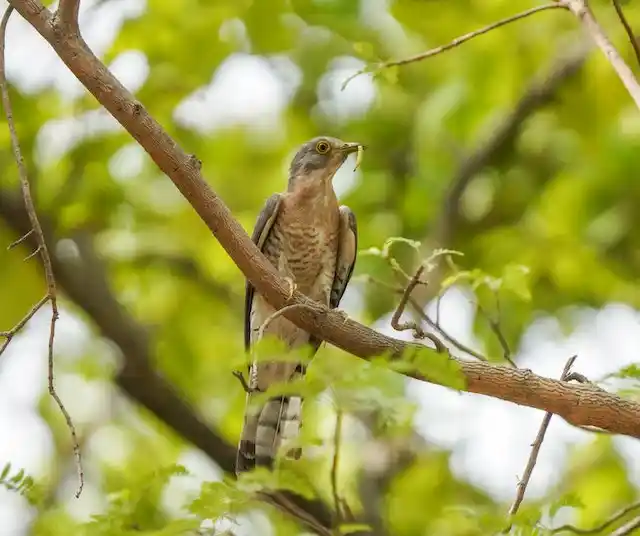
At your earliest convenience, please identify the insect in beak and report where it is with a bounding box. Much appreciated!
[353,144,364,172]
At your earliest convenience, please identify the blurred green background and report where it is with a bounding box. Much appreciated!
[1,0,640,534]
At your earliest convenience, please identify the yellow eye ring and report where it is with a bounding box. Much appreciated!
[316,141,330,154]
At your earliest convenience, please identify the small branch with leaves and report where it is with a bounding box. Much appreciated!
[390,264,446,353]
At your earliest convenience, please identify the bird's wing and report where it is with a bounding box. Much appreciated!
[308,205,358,354]
[330,205,358,309]
[244,193,283,352]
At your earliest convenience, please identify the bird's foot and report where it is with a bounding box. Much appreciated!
[232,370,255,393]
[284,277,297,301]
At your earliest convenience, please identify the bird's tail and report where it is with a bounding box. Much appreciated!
[236,394,303,474]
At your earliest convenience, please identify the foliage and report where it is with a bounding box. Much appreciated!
[2,0,640,534]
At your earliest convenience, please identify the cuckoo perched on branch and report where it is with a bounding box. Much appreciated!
[236,137,362,474]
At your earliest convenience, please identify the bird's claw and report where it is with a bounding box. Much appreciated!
[284,277,297,301]
[232,370,254,393]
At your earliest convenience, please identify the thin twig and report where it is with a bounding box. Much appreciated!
[507,356,578,523]
[257,304,314,341]
[23,244,42,261]
[610,515,640,536]
[342,3,566,89]
[331,409,343,530]
[562,0,640,109]
[258,491,333,536]
[232,370,253,394]
[0,295,49,356]
[390,265,446,353]
[476,300,516,368]
[551,500,640,534]
[7,228,32,249]
[612,0,640,71]
[410,299,489,362]
[0,5,83,499]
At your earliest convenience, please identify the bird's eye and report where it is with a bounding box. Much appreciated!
[316,141,330,154]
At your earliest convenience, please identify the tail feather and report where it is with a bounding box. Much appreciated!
[236,395,303,475]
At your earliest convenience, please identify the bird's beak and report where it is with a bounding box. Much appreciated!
[340,142,365,172]
[340,142,364,155]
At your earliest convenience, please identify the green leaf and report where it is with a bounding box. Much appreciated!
[340,523,373,534]
[238,466,317,501]
[609,363,640,380]
[377,65,400,85]
[382,236,422,257]
[549,493,584,519]
[502,264,532,302]
[0,463,10,481]
[395,346,466,390]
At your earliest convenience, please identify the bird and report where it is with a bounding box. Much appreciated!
[235,136,361,475]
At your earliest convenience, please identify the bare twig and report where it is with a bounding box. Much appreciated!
[612,0,640,70]
[331,409,343,529]
[390,265,446,353]
[610,516,640,536]
[476,300,516,368]
[343,3,566,89]
[7,228,32,249]
[507,356,578,521]
[0,5,83,498]
[23,244,42,261]
[0,295,49,356]
[232,370,253,394]
[410,300,489,362]
[551,501,640,534]
[562,0,640,109]
[257,303,315,342]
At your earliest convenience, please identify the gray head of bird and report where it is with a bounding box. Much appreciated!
[287,136,363,190]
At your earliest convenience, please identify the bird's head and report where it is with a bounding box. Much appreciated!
[287,136,363,192]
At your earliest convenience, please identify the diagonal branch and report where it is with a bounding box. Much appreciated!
[612,0,640,70]
[561,0,640,109]
[507,356,577,523]
[8,0,640,442]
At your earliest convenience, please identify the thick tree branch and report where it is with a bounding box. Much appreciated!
[54,0,80,32]
[9,0,640,441]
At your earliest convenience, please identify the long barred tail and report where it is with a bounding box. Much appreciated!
[236,394,303,474]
